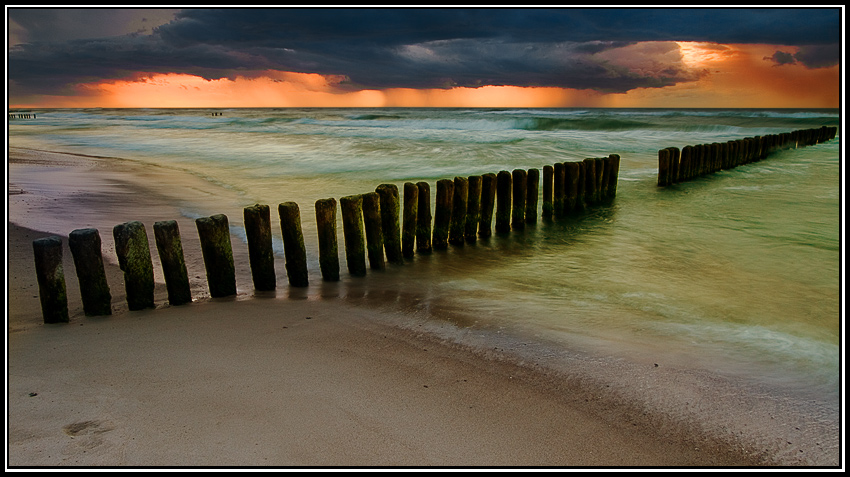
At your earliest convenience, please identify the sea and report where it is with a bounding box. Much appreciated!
[7,107,842,411]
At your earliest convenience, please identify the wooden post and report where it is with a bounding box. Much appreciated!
[553,162,565,217]
[594,158,605,202]
[361,192,386,270]
[315,198,340,282]
[478,173,497,238]
[658,148,670,187]
[525,168,539,224]
[153,220,192,306]
[376,184,403,264]
[402,183,418,259]
[542,165,554,219]
[495,171,512,233]
[511,169,527,230]
[575,161,586,212]
[564,161,579,213]
[243,204,276,291]
[449,176,468,246]
[680,145,693,181]
[432,179,453,250]
[69,228,112,315]
[195,215,236,298]
[668,148,680,185]
[278,202,309,287]
[606,154,620,199]
[465,175,482,243]
[415,182,432,253]
[340,195,367,277]
[32,236,69,323]
[583,158,597,204]
[114,220,157,308]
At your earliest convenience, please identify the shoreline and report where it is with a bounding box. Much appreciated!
[6,146,841,467]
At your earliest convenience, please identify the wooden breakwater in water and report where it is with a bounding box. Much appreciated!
[30,155,620,323]
[657,126,838,187]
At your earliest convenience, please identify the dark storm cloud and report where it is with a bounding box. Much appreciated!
[8,7,842,97]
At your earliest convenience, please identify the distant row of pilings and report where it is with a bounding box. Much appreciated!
[657,126,837,187]
[9,113,36,119]
[32,155,620,323]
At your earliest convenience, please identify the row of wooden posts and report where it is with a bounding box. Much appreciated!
[31,155,621,324]
[657,126,838,187]
[9,113,37,119]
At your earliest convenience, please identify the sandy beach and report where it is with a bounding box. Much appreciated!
[6,146,841,468]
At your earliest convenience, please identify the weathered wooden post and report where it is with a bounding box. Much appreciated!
[478,173,497,238]
[511,169,527,230]
[278,202,309,287]
[243,204,276,291]
[606,154,620,199]
[401,182,418,259]
[195,215,236,298]
[564,162,580,213]
[583,158,597,204]
[376,184,403,264]
[574,161,586,212]
[668,148,680,185]
[32,236,69,323]
[69,228,112,315]
[361,192,386,270]
[553,162,565,217]
[680,145,693,181]
[658,148,670,187]
[432,179,453,250]
[415,182,432,253]
[315,198,340,282]
[594,158,605,202]
[449,176,469,246]
[153,220,192,306]
[465,175,482,243]
[525,168,539,224]
[340,195,367,277]
[495,171,512,234]
[542,165,554,219]
[114,221,157,309]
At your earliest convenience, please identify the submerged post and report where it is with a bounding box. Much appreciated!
[315,198,340,282]
[32,236,69,323]
[69,228,112,315]
[340,195,367,277]
[495,170,512,233]
[606,154,620,199]
[583,158,597,205]
[433,179,453,249]
[415,182,432,253]
[449,176,469,246]
[478,173,497,238]
[402,182,419,259]
[376,184,403,264]
[114,220,156,309]
[153,220,192,306]
[564,161,580,214]
[511,169,527,230]
[465,175,482,243]
[243,204,276,291]
[195,215,236,298]
[361,192,386,270]
[542,165,554,219]
[278,202,309,287]
[553,162,565,217]
[525,168,539,224]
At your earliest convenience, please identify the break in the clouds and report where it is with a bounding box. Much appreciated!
[7,7,842,99]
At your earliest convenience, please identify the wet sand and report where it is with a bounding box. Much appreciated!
[6,147,840,468]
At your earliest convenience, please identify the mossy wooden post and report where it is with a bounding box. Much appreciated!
[361,192,386,270]
[495,171,512,234]
[315,198,340,282]
[114,221,156,309]
[32,236,69,323]
[511,169,527,230]
[465,175,482,243]
[415,182,432,253]
[525,168,539,224]
[553,162,565,217]
[542,165,554,219]
[401,182,418,259]
[376,184,403,265]
[278,202,309,287]
[69,228,112,316]
[432,179,453,250]
[583,158,597,205]
[478,173,497,238]
[606,154,620,199]
[153,220,192,306]
[340,195,367,277]
[195,215,236,298]
[449,176,468,246]
[564,161,580,213]
[243,204,276,291]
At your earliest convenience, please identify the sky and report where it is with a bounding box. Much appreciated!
[6,7,843,109]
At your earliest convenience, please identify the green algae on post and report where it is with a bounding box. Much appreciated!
[195,214,237,298]
[153,220,192,306]
[32,236,69,323]
[113,220,156,310]
[361,192,386,270]
[340,195,367,278]
[243,204,276,291]
[69,228,112,316]
[376,184,403,265]
[315,198,340,282]
[278,202,309,287]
